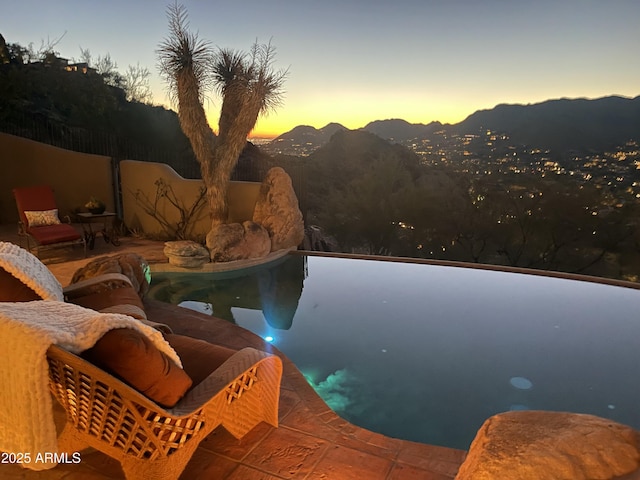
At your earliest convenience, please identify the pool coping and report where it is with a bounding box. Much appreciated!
[292,250,640,291]
[153,246,640,292]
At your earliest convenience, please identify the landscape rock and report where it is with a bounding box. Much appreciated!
[206,221,271,262]
[163,240,210,268]
[252,166,304,251]
[163,240,209,257]
[70,253,150,297]
[455,410,640,480]
[302,225,337,252]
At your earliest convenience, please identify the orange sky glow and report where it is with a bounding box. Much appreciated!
[3,1,639,141]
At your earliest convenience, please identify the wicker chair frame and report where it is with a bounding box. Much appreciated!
[47,343,282,480]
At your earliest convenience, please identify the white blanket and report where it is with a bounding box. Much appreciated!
[0,301,182,471]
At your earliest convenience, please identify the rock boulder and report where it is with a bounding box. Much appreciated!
[163,240,210,268]
[455,410,640,480]
[206,221,271,262]
[253,167,304,251]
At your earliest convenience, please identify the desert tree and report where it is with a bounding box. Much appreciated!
[124,63,153,103]
[79,48,123,88]
[157,2,287,228]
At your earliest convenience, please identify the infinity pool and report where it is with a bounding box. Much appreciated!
[148,253,640,450]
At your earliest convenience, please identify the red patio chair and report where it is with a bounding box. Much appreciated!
[12,185,86,257]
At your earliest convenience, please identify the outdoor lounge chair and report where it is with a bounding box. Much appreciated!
[12,185,86,257]
[0,242,283,479]
[47,338,282,480]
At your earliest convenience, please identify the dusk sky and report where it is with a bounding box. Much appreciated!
[3,1,639,138]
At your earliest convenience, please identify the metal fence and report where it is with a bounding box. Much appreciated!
[0,112,202,178]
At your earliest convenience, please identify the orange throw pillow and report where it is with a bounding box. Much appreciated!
[82,328,192,407]
[69,285,145,316]
[166,334,236,387]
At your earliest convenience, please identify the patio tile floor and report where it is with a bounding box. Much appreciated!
[0,225,466,479]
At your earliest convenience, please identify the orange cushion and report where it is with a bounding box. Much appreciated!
[69,285,145,313]
[82,328,192,407]
[166,334,236,387]
[0,268,41,301]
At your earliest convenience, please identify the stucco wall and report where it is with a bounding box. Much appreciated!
[0,133,114,224]
[0,134,262,238]
[120,160,260,239]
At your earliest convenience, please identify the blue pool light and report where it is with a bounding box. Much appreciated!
[264,335,274,342]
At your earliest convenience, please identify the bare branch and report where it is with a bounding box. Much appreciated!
[131,178,207,240]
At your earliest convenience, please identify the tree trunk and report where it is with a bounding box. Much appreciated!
[173,58,267,229]
[205,87,262,228]
[175,70,232,226]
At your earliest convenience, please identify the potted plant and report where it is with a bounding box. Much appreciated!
[85,196,106,214]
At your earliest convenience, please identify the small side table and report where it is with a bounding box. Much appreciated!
[77,212,120,249]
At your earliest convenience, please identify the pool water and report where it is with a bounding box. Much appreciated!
[148,254,640,450]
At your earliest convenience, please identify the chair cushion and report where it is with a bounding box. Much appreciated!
[28,224,82,245]
[166,334,236,387]
[13,185,58,228]
[0,268,41,301]
[69,285,146,317]
[82,328,192,407]
[24,209,61,227]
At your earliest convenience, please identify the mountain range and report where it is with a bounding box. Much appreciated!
[263,95,640,156]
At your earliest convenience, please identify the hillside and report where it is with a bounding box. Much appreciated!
[0,59,273,179]
[364,119,443,142]
[454,96,640,153]
[303,129,423,218]
[269,95,640,156]
[263,122,347,156]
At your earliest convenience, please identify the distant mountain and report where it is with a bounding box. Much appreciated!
[454,96,640,153]
[268,96,640,156]
[363,119,443,142]
[263,122,347,155]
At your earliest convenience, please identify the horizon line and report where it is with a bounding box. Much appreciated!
[248,92,640,140]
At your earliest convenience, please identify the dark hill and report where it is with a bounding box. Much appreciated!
[304,129,423,212]
[263,122,347,155]
[363,119,443,142]
[0,59,272,180]
[308,129,421,174]
[320,122,348,136]
[454,96,640,153]
[0,60,203,176]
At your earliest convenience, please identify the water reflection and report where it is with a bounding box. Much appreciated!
[148,254,306,329]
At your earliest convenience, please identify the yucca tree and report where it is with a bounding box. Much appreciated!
[158,3,286,227]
